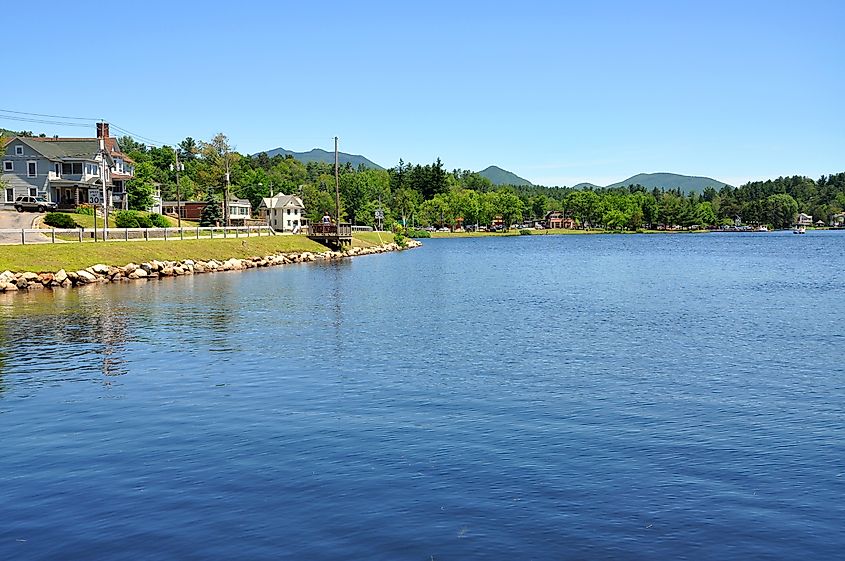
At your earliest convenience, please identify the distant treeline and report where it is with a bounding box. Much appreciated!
[14,128,839,230]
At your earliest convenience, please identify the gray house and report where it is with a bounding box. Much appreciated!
[1,123,134,209]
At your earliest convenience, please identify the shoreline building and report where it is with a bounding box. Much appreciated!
[258,192,305,232]
[1,123,134,210]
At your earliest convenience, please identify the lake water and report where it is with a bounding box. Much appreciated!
[1,231,843,560]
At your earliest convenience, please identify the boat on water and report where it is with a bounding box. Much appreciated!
[793,225,806,234]
[756,225,768,232]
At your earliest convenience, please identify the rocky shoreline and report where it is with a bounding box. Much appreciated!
[0,240,421,293]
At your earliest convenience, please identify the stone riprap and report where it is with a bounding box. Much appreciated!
[0,240,420,293]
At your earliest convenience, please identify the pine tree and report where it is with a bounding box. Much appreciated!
[200,197,223,227]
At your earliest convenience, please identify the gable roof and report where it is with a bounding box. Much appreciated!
[259,193,304,209]
[9,137,102,161]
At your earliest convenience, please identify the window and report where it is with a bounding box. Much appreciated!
[3,160,12,172]
[29,188,37,197]
[54,163,60,176]
[15,145,23,155]
[5,188,12,202]
[287,208,291,215]
[27,161,37,177]
[72,162,82,175]
[62,163,72,175]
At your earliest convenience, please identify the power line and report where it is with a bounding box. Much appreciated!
[0,108,101,121]
[0,114,94,128]
[0,107,179,148]
[110,123,174,147]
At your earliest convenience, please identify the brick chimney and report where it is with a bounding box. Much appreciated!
[96,122,110,139]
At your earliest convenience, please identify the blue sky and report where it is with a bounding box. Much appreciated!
[2,0,842,187]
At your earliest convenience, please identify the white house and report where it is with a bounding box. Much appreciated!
[227,198,252,226]
[796,212,813,227]
[259,192,305,232]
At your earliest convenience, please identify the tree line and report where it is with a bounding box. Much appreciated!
[116,133,845,230]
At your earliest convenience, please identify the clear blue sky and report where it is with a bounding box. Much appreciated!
[3,0,842,187]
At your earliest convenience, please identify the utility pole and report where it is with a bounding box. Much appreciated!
[99,121,108,241]
[171,151,183,228]
[223,146,230,228]
[334,136,341,234]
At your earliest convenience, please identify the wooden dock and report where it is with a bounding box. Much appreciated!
[308,222,353,248]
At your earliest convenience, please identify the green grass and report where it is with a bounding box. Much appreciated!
[430,230,520,238]
[0,236,328,273]
[352,232,396,247]
[0,233,398,273]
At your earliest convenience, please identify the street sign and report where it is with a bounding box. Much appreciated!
[375,210,384,219]
[88,189,102,205]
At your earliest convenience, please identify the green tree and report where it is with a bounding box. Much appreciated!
[764,193,799,228]
[178,137,199,161]
[126,161,157,210]
[494,191,525,230]
[199,196,223,227]
[393,188,421,226]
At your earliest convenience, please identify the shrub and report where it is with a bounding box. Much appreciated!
[75,205,94,216]
[519,228,532,235]
[148,213,170,228]
[405,228,431,238]
[114,210,140,228]
[393,230,407,247]
[136,214,154,228]
[44,212,79,229]
[114,210,163,228]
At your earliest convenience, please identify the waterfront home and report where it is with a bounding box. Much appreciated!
[544,210,576,229]
[796,213,813,227]
[1,123,134,210]
[258,192,305,232]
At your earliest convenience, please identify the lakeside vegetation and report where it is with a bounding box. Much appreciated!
[0,234,394,273]
[5,126,843,232]
[112,132,845,232]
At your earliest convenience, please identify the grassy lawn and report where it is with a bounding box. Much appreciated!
[38,212,199,230]
[352,231,396,247]
[430,230,520,238]
[0,233,398,273]
[0,236,328,272]
[429,228,710,238]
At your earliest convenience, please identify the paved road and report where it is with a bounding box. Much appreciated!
[0,209,49,244]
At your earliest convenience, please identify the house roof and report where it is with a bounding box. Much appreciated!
[259,193,304,209]
[17,136,130,163]
[11,137,103,161]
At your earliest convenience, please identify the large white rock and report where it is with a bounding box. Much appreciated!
[76,270,98,283]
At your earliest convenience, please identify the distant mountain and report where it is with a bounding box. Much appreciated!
[571,182,602,190]
[256,147,383,170]
[604,172,732,194]
[478,165,533,186]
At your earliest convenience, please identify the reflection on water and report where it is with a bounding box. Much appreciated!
[1,234,844,560]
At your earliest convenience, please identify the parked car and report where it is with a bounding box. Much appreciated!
[14,196,57,213]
